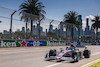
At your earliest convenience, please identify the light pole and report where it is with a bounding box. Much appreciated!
[0,21,1,39]
[10,10,17,39]
[0,21,2,23]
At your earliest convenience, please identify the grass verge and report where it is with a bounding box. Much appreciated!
[89,61,100,67]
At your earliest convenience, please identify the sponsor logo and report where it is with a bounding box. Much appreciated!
[47,41,66,46]
[61,57,73,61]
[0,40,16,47]
[19,40,28,47]
[33,41,41,46]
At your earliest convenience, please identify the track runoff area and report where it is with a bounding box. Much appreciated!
[0,45,100,67]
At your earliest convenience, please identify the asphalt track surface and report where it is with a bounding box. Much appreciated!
[0,45,100,67]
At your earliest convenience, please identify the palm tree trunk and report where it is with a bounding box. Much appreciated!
[31,20,33,39]
[78,28,80,38]
[96,28,98,40]
[66,27,67,39]
[26,22,27,39]
[39,21,40,40]
[71,27,73,40]
[38,18,43,40]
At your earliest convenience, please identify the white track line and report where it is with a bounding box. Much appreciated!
[91,52,100,56]
[45,63,62,67]
[0,49,45,55]
[91,49,100,51]
[0,51,33,54]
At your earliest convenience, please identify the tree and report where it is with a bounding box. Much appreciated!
[63,11,81,40]
[91,16,100,40]
[19,0,46,39]
[47,32,58,40]
[14,32,25,39]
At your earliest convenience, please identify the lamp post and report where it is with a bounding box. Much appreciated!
[0,21,2,23]
[10,10,17,39]
[0,21,1,39]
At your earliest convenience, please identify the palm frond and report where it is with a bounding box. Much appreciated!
[19,0,46,22]
[91,15,100,30]
[63,11,80,28]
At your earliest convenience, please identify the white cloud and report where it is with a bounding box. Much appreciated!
[85,15,95,20]
[82,15,95,30]
[82,21,86,30]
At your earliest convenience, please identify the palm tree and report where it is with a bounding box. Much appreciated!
[91,16,100,40]
[63,11,81,40]
[19,0,46,39]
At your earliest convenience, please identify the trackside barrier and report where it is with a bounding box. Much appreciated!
[25,40,47,46]
[0,40,22,47]
[81,42,92,45]
[0,40,100,47]
[0,40,46,47]
[94,42,100,45]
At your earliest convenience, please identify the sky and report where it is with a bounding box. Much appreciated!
[0,0,100,32]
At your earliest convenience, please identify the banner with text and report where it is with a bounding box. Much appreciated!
[47,41,66,46]
[0,40,47,47]
[25,40,47,47]
[0,40,100,47]
[0,40,22,47]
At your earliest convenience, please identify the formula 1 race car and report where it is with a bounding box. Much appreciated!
[45,46,91,62]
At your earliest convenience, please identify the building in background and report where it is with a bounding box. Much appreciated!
[27,28,30,33]
[21,27,25,33]
[78,15,84,37]
[16,29,20,32]
[32,24,46,36]
[33,25,36,35]
[49,24,53,33]
[90,26,95,38]
[85,18,90,37]
[3,30,9,34]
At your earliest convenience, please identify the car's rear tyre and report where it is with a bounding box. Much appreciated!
[83,50,90,58]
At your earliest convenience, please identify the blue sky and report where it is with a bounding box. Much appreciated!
[0,0,100,32]
[0,0,99,20]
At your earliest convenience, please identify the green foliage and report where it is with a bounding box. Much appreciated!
[19,0,46,39]
[92,16,100,29]
[64,11,80,26]
[19,0,46,21]
[91,16,100,39]
[14,32,25,39]
[63,11,81,40]
[47,32,58,39]
[89,61,100,67]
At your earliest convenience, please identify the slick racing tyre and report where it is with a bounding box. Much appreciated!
[83,50,90,58]
[74,54,79,62]
[45,53,48,58]
[56,58,61,62]
[72,52,79,62]
[45,53,49,61]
